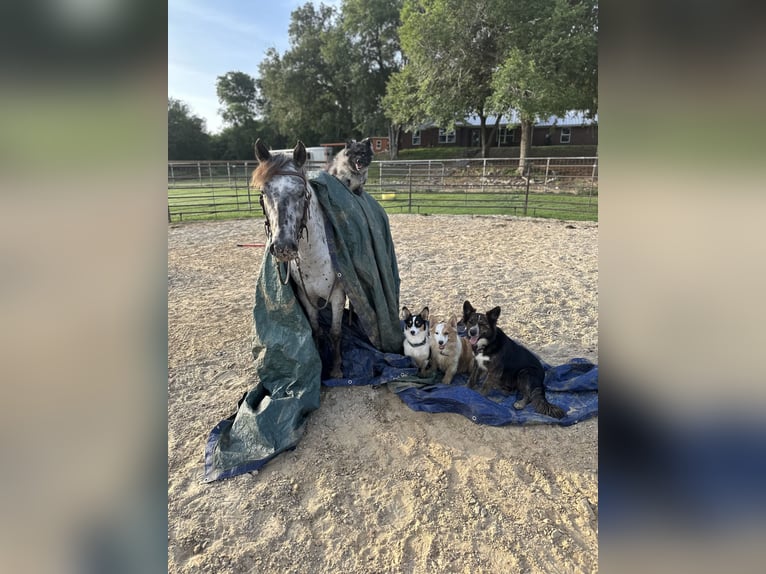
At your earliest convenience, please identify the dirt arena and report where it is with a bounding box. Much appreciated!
[168,214,598,573]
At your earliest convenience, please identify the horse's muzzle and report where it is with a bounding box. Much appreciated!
[270,240,299,262]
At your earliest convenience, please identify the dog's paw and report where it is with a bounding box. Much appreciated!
[536,402,566,419]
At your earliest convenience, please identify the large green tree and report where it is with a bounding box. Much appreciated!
[167,98,210,160]
[257,3,355,145]
[341,0,404,140]
[257,1,403,147]
[491,0,598,171]
[391,0,597,163]
[215,71,258,127]
[382,62,422,158]
[213,71,279,160]
[397,0,507,158]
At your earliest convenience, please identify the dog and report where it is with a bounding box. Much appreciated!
[401,306,433,377]
[328,138,373,195]
[462,300,565,418]
[431,315,475,385]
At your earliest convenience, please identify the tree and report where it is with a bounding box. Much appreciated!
[167,98,210,160]
[256,1,403,147]
[391,0,597,164]
[341,0,404,139]
[257,4,355,145]
[215,71,258,128]
[382,62,422,158]
[397,0,507,158]
[491,0,598,172]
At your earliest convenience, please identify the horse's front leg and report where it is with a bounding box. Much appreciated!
[294,287,320,347]
[328,287,346,379]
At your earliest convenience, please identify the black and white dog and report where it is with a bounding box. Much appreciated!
[401,306,433,377]
[328,138,373,195]
[462,300,565,418]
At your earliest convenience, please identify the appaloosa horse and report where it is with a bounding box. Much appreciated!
[252,139,346,378]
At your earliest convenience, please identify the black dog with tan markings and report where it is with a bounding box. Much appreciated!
[462,300,565,418]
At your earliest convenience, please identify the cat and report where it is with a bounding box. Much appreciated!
[328,138,373,195]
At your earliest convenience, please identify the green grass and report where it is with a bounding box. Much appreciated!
[169,185,597,223]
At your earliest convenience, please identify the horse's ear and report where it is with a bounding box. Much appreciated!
[293,141,307,167]
[255,139,271,162]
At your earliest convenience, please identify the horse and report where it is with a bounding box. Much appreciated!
[252,139,346,379]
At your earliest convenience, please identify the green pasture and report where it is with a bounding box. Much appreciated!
[168,184,597,223]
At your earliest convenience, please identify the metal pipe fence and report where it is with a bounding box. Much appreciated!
[168,157,598,223]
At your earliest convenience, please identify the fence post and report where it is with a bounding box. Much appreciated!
[589,159,597,205]
[408,164,413,214]
[197,161,202,184]
[544,157,550,193]
[246,161,252,210]
[523,162,531,216]
[482,158,486,193]
[170,164,175,186]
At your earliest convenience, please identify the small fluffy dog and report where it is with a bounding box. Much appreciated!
[462,300,565,418]
[328,138,373,195]
[431,315,475,385]
[401,306,432,377]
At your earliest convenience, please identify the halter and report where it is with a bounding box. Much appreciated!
[257,168,341,309]
[258,169,312,285]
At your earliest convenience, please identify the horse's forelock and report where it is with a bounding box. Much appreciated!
[251,153,303,189]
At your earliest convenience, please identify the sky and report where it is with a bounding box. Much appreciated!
[168,0,341,135]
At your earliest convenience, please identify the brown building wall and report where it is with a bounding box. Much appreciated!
[400,124,597,150]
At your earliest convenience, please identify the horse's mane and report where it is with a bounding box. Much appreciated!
[251,153,305,189]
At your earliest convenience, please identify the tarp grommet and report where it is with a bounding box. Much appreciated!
[347,379,353,385]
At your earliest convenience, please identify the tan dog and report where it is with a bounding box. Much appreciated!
[431,315,475,384]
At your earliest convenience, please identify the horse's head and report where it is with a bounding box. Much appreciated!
[253,139,310,262]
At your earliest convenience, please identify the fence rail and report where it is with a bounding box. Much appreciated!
[168,157,598,223]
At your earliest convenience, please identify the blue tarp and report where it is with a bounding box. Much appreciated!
[320,309,598,427]
[205,307,598,481]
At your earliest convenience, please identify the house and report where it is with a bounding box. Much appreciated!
[398,111,597,150]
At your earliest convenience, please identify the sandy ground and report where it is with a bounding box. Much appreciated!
[168,214,598,574]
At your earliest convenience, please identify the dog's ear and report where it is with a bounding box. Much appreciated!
[401,306,411,320]
[362,137,372,150]
[293,141,307,167]
[345,139,354,149]
[255,139,271,162]
[487,306,501,325]
[462,300,475,322]
[420,306,429,321]
[449,315,458,328]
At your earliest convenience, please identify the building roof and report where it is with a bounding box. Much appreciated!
[460,110,597,127]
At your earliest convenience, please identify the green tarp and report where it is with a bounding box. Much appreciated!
[204,172,401,481]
